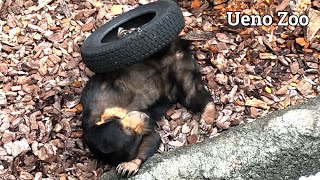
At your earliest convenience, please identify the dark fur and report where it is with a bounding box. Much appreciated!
[80,38,213,173]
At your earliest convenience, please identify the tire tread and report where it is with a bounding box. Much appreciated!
[81,1,184,73]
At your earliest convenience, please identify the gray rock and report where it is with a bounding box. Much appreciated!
[100,96,320,180]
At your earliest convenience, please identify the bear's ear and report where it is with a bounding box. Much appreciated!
[171,37,190,51]
[180,38,191,50]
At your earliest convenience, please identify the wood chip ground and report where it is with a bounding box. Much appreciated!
[0,0,319,179]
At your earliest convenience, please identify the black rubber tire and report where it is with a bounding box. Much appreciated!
[80,0,185,73]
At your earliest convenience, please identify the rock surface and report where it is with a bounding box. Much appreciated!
[100,96,320,180]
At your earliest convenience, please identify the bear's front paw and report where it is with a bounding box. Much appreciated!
[116,159,142,177]
[201,102,216,125]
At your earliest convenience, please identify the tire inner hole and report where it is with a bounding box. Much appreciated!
[101,12,156,43]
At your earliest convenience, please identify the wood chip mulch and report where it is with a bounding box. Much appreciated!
[0,0,319,179]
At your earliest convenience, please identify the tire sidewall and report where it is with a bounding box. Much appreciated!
[81,0,179,55]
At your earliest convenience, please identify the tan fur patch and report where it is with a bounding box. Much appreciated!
[97,108,145,134]
[120,114,145,135]
[96,107,128,125]
[175,50,184,59]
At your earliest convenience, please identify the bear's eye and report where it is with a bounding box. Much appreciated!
[123,127,134,134]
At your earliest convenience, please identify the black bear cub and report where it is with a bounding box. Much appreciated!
[80,37,216,177]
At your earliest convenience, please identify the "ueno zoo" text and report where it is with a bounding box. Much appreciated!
[227,11,309,26]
